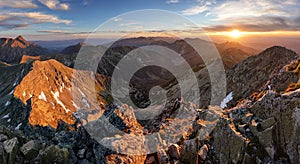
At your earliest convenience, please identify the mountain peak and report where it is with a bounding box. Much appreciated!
[15,35,26,42]
[11,35,30,48]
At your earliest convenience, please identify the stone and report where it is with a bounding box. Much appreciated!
[3,137,19,164]
[260,117,276,130]
[157,149,169,164]
[168,144,180,160]
[0,143,4,164]
[78,159,90,164]
[180,139,198,164]
[77,148,86,159]
[145,155,156,164]
[40,145,70,164]
[0,134,8,142]
[20,140,41,159]
[198,144,209,161]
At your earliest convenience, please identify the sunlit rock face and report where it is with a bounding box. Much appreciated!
[14,59,107,128]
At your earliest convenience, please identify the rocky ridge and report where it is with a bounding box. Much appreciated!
[0,43,299,163]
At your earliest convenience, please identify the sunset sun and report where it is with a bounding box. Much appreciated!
[229,29,242,39]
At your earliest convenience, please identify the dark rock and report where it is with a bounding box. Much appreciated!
[0,134,8,142]
[40,145,70,164]
[157,149,169,164]
[198,144,209,161]
[0,143,5,164]
[180,139,199,164]
[168,144,180,160]
[3,137,19,164]
[20,140,41,159]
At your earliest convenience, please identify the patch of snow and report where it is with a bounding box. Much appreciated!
[13,80,18,86]
[7,119,11,122]
[82,97,90,108]
[72,101,80,110]
[5,101,10,106]
[220,92,233,109]
[2,114,9,119]
[15,123,22,130]
[38,91,47,102]
[60,83,65,92]
[78,89,86,97]
[51,91,70,113]
[9,89,15,95]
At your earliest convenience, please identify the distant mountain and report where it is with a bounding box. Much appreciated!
[61,42,92,55]
[0,36,48,63]
[31,38,85,50]
[216,41,258,55]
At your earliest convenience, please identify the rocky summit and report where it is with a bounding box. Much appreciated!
[0,36,299,164]
[0,36,48,64]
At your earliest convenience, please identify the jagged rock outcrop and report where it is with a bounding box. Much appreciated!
[227,46,299,106]
[0,36,48,63]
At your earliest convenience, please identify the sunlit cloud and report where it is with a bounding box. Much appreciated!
[38,0,70,10]
[0,0,38,8]
[182,5,209,15]
[8,12,72,24]
[0,12,72,30]
[182,0,300,32]
[209,0,297,21]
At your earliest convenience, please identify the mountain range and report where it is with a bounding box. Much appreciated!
[0,36,299,163]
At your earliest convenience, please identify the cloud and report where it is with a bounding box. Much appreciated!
[0,12,71,30]
[37,30,67,34]
[182,0,215,15]
[8,12,71,24]
[166,0,179,4]
[37,30,92,35]
[204,16,300,32]
[0,0,38,8]
[38,0,69,10]
[209,0,296,21]
[0,22,29,29]
[182,5,209,15]
[182,0,300,32]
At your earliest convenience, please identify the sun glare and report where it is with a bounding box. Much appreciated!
[229,29,242,39]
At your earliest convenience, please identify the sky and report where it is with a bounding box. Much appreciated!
[0,0,300,42]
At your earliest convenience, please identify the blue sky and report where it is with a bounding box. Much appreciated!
[0,0,299,40]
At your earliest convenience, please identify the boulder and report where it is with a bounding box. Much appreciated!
[20,140,41,159]
[168,144,180,160]
[3,137,19,164]
[0,134,8,142]
[40,145,70,164]
[198,144,209,161]
[157,149,169,164]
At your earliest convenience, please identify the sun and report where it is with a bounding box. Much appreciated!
[229,29,242,39]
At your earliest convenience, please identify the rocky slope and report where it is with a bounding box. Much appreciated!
[0,44,299,163]
[0,36,48,64]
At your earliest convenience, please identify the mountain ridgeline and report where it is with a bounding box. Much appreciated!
[0,36,299,163]
[0,36,48,64]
